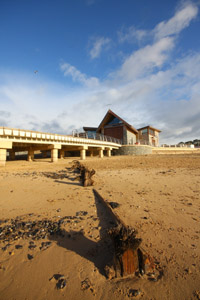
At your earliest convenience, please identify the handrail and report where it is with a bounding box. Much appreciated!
[0,127,122,146]
[72,131,122,145]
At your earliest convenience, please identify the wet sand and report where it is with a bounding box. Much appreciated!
[0,154,200,300]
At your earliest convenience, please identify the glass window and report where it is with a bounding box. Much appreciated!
[141,128,148,134]
[107,117,122,126]
[87,131,96,138]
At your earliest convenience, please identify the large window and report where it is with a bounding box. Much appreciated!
[141,128,148,134]
[86,130,96,138]
[107,117,122,126]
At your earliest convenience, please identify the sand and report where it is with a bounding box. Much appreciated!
[0,154,200,300]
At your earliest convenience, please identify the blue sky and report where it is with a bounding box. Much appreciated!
[0,0,200,144]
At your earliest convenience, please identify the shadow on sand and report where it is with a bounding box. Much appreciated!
[41,167,82,185]
[49,190,117,276]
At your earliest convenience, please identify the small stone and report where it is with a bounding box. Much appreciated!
[193,290,200,300]
[1,243,11,251]
[109,202,120,209]
[81,278,91,290]
[148,277,157,282]
[28,244,36,250]
[39,241,52,250]
[56,278,67,289]
[9,251,15,256]
[104,265,115,280]
[76,211,88,217]
[128,289,141,297]
[15,245,23,249]
[27,254,34,260]
[185,268,192,274]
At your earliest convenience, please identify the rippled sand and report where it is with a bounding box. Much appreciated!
[0,154,200,300]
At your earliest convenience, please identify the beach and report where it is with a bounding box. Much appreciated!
[0,153,200,300]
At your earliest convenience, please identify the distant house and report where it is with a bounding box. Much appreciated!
[137,126,161,147]
[83,110,161,146]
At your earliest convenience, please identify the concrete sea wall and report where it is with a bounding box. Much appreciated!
[115,145,153,156]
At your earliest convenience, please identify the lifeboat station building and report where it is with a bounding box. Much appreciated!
[83,110,161,147]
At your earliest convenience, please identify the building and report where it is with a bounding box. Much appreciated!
[137,126,161,147]
[83,110,161,146]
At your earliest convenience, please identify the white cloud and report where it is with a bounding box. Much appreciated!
[153,2,198,40]
[89,36,111,59]
[118,26,148,43]
[60,62,99,88]
[117,37,174,81]
[118,2,198,44]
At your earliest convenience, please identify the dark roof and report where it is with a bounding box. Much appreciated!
[96,109,138,134]
[137,125,161,133]
[83,127,97,132]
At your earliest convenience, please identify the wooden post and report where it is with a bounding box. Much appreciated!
[93,189,155,279]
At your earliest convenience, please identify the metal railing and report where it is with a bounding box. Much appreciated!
[0,127,122,146]
[72,130,122,145]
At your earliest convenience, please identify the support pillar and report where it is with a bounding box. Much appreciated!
[27,149,34,162]
[51,148,58,162]
[80,149,86,160]
[89,150,94,157]
[48,144,62,163]
[106,147,112,157]
[98,147,104,158]
[0,149,7,166]
[0,141,12,166]
[79,146,88,160]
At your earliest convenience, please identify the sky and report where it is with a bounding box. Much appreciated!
[0,0,200,144]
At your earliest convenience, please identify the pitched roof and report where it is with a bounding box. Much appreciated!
[137,125,161,133]
[83,127,98,131]
[97,109,138,134]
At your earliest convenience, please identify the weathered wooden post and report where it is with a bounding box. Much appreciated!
[72,161,95,187]
[93,189,155,279]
